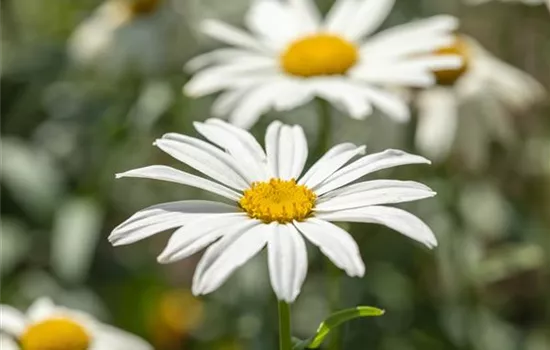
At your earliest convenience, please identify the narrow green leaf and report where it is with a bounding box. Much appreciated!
[306,306,385,349]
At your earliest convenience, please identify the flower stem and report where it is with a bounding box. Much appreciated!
[315,98,332,158]
[278,301,292,350]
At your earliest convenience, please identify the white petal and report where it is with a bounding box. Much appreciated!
[267,223,308,302]
[155,135,250,189]
[211,88,250,118]
[245,0,302,49]
[192,221,268,295]
[298,143,362,185]
[271,79,316,112]
[316,180,436,211]
[0,334,19,350]
[200,19,270,54]
[0,305,26,336]
[288,0,321,33]
[157,214,249,263]
[116,166,241,201]
[294,219,365,277]
[184,60,276,97]
[289,125,309,180]
[314,149,431,196]
[109,200,238,246]
[343,0,395,40]
[311,78,374,120]
[316,206,437,248]
[350,62,436,87]
[361,86,410,122]
[265,120,283,178]
[184,48,267,72]
[324,0,358,34]
[302,145,366,189]
[194,120,268,181]
[93,324,153,350]
[415,88,458,162]
[27,298,56,322]
[228,80,287,129]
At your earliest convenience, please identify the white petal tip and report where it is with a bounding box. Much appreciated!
[115,173,124,179]
[357,145,367,155]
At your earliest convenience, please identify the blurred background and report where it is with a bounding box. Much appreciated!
[1,0,550,349]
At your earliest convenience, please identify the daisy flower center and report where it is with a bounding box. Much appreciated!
[281,34,359,77]
[239,178,316,223]
[127,0,162,15]
[20,318,91,350]
[433,36,470,86]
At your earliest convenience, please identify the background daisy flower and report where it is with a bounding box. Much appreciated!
[0,297,152,350]
[413,35,545,169]
[183,0,463,129]
[109,119,437,302]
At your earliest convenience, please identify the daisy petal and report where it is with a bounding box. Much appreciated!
[294,219,365,277]
[361,86,410,122]
[0,334,19,350]
[267,223,308,302]
[288,0,321,33]
[211,88,250,118]
[315,149,431,195]
[415,88,459,162]
[157,214,248,263]
[95,324,153,350]
[27,297,56,322]
[200,19,270,54]
[316,206,437,248]
[302,145,366,189]
[116,166,241,201]
[194,121,268,181]
[109,200,238,246]
[344,0,395,40]
[246,0,301,49]
[192,221,268,296]
[155,136,250,189]
[184,48,267,72]
[265,120,283,177]
[316,180,436,211]
[324,0,358,34]
[289,125,309,180]
[299,143,362,185]
[0,305,26,336]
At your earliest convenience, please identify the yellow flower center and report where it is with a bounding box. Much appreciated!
[126,0,162,15]
[281,34,359,77]
[239,179,316,223]
[433,36,470,86]
[20,318,91,350]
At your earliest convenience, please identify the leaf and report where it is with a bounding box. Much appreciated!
[293,306,385,349]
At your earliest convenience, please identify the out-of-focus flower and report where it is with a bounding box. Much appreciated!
[68,0,180,76]
[148,289,203,349]
[184,0,462,129]
[109,119,437,302]
[414,35,545,169]
[0,297,152,350]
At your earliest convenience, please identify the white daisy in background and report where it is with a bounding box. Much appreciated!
[109,119,437,302]
[183,0,462,129]
[0,297,152,350]
[68,0,180,76]
[414,35,545,169]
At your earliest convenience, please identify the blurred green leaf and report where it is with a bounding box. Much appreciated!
[293,306,385,349]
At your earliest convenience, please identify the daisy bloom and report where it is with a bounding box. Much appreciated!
[0,297,152,350]
[183,0,463,129]
[68,0,178,76]
[109,119,437,302]
[414,35,545,168]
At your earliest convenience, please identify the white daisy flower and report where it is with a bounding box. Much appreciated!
[109,119,437,302]
[68,0,177,76]
[414,35,545,168]
[183,0,463,129]
[0,297,152,350]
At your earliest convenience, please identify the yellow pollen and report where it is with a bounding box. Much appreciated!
[20,318,91,350]
[239,178,316,223]
[433,35,470,86]
[281,34,359,77]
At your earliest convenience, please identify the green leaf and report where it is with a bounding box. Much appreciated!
[293,306,385,349]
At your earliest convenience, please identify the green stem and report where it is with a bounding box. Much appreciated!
[278,301,292,350]
[315,98,332,157]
